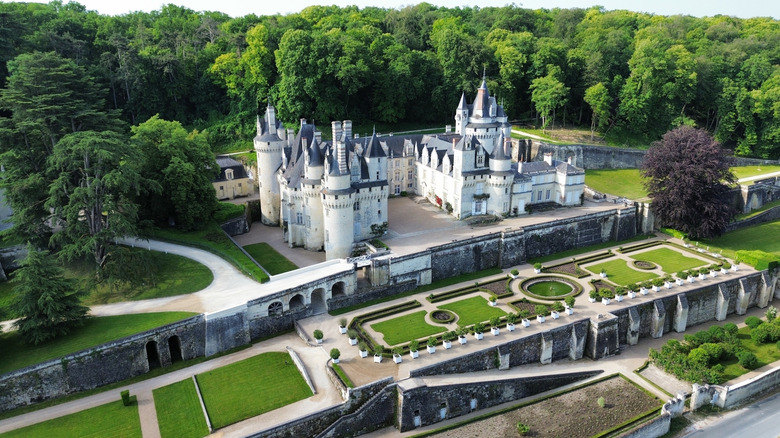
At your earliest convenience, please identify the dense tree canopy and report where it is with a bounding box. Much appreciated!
[1,2,779,157]
[641,126,736,239]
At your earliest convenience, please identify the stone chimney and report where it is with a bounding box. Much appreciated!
[544,152,553,166]
[332,121,342,143]
[343,120,353,141]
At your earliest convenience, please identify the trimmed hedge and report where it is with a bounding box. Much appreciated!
[616,240,662,254]
[543,251,614,278]
[736,250,780,271]
[348,300,422,354]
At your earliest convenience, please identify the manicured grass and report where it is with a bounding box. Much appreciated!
[731,165,780,180]
[0,399,141,437]
[242,242,298,275]
[720,327,780,381]
[630,247,707,273]
[148,223,269,283]
[370,310,446,345]
[153,378,209,438]
[700,220,780,259]
[585,259,658,286]
[585,169,648,200]
[438,296,507,327]
[0,312,197,375]
[527,281,572,297]
[736,199,780,220]
[196,352,312,429]
[528,235,650,264]
[332,363,354,388]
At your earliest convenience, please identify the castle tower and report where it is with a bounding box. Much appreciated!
[365,129,387,182]
[454,92,469,135]
[322,150,355,260]
[254,103,285,225]
[302,137,325,251]
[488,135,514,215]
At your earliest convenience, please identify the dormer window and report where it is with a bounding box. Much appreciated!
[476,153,484,167]
[225,169,234,180]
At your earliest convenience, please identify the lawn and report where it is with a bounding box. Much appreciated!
[242,242,298,275]
[700,220,780,259]
[195,352,312,429]
[0,312,197,375]
[720,327,780,381]
[527,281,572,297]
[370,310,447,345]
[585,259,658,286]
[630,247,707,273]
[438,296,507,327]
[731,165,780,180]
[0,399,141,437]
[153,379,209,438]
[584,169,648,200]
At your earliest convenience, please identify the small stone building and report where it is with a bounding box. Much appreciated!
[213,156,251,200]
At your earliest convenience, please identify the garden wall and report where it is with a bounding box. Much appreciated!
[530,142,647,170]
[0,315,205,413]
[396,371,602,432]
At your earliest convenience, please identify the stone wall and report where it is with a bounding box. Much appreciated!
[0,315,205,413]
[530,142,647,170]
[726,205,780,232]
[397,371,601,432]
[617,414,671,438]
[220,215,249,236]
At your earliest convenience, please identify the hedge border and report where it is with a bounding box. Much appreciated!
[518,275,583,301]
[542,251,614,279]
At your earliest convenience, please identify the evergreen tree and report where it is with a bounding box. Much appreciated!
[12,244,88,345]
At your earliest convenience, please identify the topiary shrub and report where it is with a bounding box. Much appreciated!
[330,348,341,360]
[767,306,778,322]
[121,390,131,406]
[597,396,606,408]
[723,323,738,335]
[745,316,763,329]
[737,351,759,369]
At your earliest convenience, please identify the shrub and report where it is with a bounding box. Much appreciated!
[374,345,384,356]
[767,306,778,322]
[735,250,780,271]
[750,323,780,344]
[687,348,711,366]
[723,323,738,335]
[745,316,763,329]
[597,396,606,408]
[516,422,530,435]
[339,318,347,327]
[120,390,131,406]
[641,280,652,289]
[443,331,455,342]
[347,329,358,339]
[722,261,732,270]
[534,304,548,316]
[313,329,324,340]
[677,271,688,279]
[533,262,542,270]
[409,339,419,352]
[392,347,403,356]
[358,341,368,351]
[427,336,437,347]
[490,316,501,327]
[565,295,575,308]
[474,322,485,333]
[599,289,614,299]
[737,351,759,369]
[330,348,341,360]
[652,278,665,287]
[489,295,497,303]
[614,287,625,296]
[551,301,565,312]
[518,310,530,320]
[589,290,599,299]
[506,313,517,324]
[511,269,519,276]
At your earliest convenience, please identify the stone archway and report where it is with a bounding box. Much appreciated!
[268,301,283,316]
[310,288,327,314]
[168,335,183,363]
[146,341,161,370]
[331,281,346,298]
[289,293,305,312]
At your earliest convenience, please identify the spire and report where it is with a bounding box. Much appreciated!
[474,76,490,118]
[365,129,386,158]
[491,133,508,160]
[308,136,323,166]
[457,92,467,110]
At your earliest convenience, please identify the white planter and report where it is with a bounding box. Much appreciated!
[565,307,574,315]
[349,338,357,346]
[393,355,402,364]
[652,285,660,292]
[665,282,673,289]
[491,327,500,335]
[443,340,452,349]
[641,289,649,295]
[534,268,542,274]
[600,272,607,278]
[507,323,516,331]
[427,345,436,354]
[488,300,497,307]
[522,319,530,327]
[373,354,382,363]
[615,295,624,302]
[589,297,596,303]
[721,268,728,275]
[551,311,560,319]
[511,274,518,279]
[732,265,738,271]
[458,336,468,345]
[676,279,685,286]
[474,332,484,340]
[688,276,695,283]
[710,271,718,278]
[628,292,636,299]
[537,315,546,323]
[410,350,419,359]
[316,338,323,344]
[602,298,611,305]
[360,350,368,358]
[339,326,347,334]
[332,358,339,364]
[699,274,707,281]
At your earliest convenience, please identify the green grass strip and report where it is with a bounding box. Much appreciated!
[699,220,780,259]
[585,169,648,200]
[438,296,507,327]
[196,352,312,429]
[630,247,707,273]
[0,398,141,437]
[153,379,210,438]
[529,235,650,264]
[332,363,354,388]
[370,310,447,345]
[242,242,298,275]
[0,312,198,375]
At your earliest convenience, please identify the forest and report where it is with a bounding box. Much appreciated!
[1,1,779,157]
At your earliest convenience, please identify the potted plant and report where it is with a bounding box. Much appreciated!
[721,262,731,274]
[506,313,517,331]
[473,322,485,340]
[600,268,607,278]
[443,331,454,349]
[510,268,520,279]
[457,327,468,344]
[676,271,687,285]
[338,318,348,334]
[664,275,673,289]
[488,295,497,307]
[614,287,624,302]
[490,316,501,335]
[564,296,575,314]
[589,290,598,303]
[599,289,612,305]
[699,267,709,280]
[533,262,542,274]
[313,329,324,344]
[409,339,420,359]
[330,348,341,364]
[347,329,358,346]
[709,264,719,277]
[426,337,437,354]
[392,347,403,364]
[731,261,739,271]
[626,284,637,299]
[535,305,548,323]
[688,270,696,283]
[373,345,384,363]
[652,278,664,292]
[551,301,564,318]
[520,309,531,327]
[641,280,652,294]
[358,341,369,358]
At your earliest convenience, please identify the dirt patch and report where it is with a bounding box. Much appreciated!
[430,376,660,438]
[480,279,509,295]
[545,262,588,277]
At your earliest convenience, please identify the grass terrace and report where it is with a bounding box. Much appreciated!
[701,220,780,259]
[0,312,198,375]
[196,351,312,429]
[438,296,507,327]
[242,242,298,275]
[630,248,707,273]
[153,379,209,438]
[584,169,648,200]
[585,259,658,286]
[370,310,447,345]
[0,399,141,437]
[731,165,780,180]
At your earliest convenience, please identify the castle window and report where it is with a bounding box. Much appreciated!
[378,210,381,218]
[306,215,311,227]
[505,188,508,194]
[377,198,381,203]
[408,158,413,166]
[538,190,542,200]
[395,185,400,195]
[546,190,551,200]
[408,169,413,180]
[354,201,360,211]
[296,212,303,225]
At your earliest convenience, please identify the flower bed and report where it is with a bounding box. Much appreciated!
[631,260,657,270]
[430,310,456,324]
